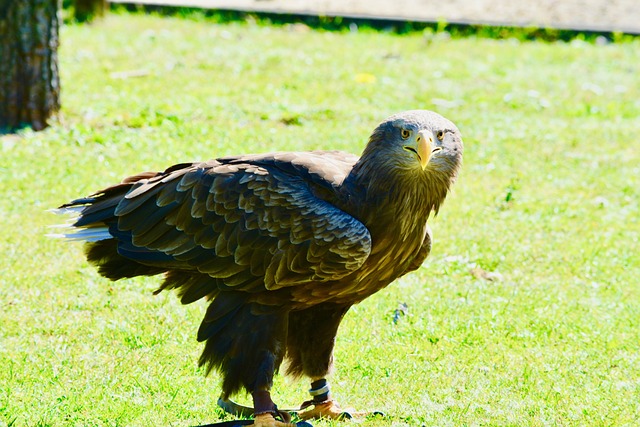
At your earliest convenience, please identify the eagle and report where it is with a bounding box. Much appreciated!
[54,110,463,426]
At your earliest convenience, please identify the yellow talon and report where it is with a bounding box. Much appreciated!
[250,413,296,427]
[299,400,353,420]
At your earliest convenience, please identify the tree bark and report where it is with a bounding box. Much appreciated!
[0,0,61,132]
[74,0,107,22]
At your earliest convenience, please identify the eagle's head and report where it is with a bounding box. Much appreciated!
[358,110,463,189]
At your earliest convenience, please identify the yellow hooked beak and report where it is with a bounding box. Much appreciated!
[416,130,434,170]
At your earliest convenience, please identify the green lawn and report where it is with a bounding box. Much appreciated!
[1,11,639,427]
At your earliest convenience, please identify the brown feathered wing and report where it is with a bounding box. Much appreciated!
[64,152,372,297]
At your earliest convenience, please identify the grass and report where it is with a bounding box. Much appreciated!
[1,10,639,427]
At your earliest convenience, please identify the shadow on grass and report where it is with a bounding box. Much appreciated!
[111,2,638,42]
[1,126,27,136]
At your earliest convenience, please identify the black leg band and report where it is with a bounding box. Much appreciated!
[309,379,331,404]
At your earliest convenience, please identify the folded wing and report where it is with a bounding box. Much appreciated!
[62,154,371,293]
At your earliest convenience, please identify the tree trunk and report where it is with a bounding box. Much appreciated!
[74,0,107,22]
[0,0,61,132]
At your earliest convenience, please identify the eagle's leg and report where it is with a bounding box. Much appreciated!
[199,299,294,426]
[245,318,295,426]
[286,304,359,420]
[297,378,352,420]
[244,324,297,427]
[297,378,384,420]
[217,390,295,426]
[250,390,295,427]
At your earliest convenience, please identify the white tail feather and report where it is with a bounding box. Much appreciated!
[47,206,111,242]
[47,226,111,242]
[48,206,85,216]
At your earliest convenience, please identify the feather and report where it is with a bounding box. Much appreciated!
[47,226,111,242]
[47,205,86,216]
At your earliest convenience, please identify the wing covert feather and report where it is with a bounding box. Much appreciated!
[113,158,371,291]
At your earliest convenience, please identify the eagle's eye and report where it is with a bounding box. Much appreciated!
[436,130,445,141]
[400,129,411,139]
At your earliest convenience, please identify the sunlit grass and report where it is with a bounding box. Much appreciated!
[1,11,639,427]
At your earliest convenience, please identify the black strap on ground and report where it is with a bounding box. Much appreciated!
[192,420,254,427]
[192,420,312,427]
[190,398,313,427]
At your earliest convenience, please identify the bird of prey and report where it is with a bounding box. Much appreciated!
[54,110,463,426]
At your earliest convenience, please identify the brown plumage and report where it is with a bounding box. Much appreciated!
[55,110,463,425]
